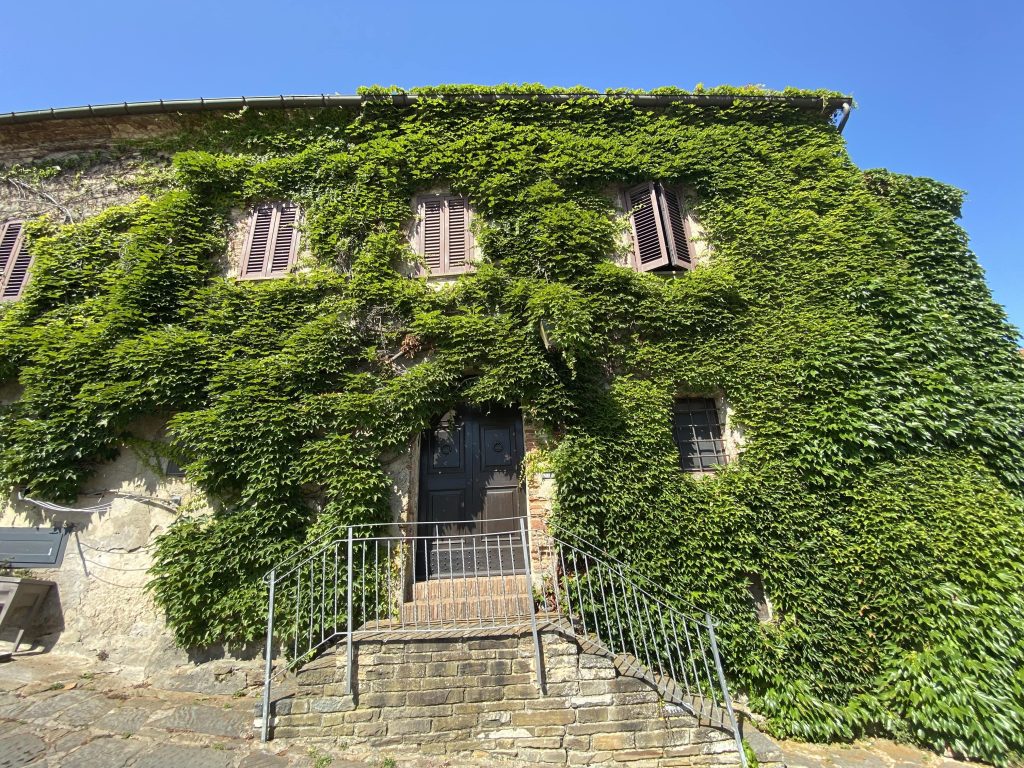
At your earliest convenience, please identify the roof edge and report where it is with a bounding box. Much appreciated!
[0,93,853,127]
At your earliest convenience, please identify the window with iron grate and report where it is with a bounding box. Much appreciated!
[413,194,474,276]
[625,182,696,272]
[672,397,729,472]
[239,202,301,279]
[0,220,34,301]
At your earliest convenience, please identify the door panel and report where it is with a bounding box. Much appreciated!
[418,405,525,579]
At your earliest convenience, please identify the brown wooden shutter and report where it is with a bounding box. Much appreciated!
[241,202,300,279]
[0,221,31,301]
[242,205,274,278]
[658,186,695,269]
[420,198,444,273]
[446,197,468,272]
[268,203,299,275]
[627,183,670,271]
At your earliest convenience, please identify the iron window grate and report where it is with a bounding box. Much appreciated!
[673,398,728,472]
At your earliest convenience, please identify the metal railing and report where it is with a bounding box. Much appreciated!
[259,519,746,767]
[539,529,745,763]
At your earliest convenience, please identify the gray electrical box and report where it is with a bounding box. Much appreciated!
[0,526,70,568]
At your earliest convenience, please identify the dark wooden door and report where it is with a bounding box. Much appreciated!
[417,405,526,579]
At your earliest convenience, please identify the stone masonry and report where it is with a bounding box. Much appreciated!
[267,629,784,768]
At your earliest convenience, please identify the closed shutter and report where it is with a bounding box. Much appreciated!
[627,183,670,271]
[417,195,472,276]
[421,198,444,273]
[240,202,301,279]
[446,197,468,271]
[659,186,695,269]
[268,203,299,275]
[0,221,32,301]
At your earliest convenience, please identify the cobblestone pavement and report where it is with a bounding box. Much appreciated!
[0,653,979,768]
[780,737,978,768]
[0,653,505,768]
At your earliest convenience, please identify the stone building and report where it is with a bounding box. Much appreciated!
[1,89,1018,766]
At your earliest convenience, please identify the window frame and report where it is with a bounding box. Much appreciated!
[624,182,698,273]
[238,201,302,281]
[0,220,33,301]
[412,193,475,277]
[672,396,730,474]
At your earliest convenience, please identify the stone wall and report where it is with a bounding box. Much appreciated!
[268,629,782,767]
[0,418,266,693]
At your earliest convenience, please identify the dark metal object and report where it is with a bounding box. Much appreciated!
[0,525,71,568]
[0,92,852,127]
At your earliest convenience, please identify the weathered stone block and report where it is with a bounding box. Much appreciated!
[502,683,541,700]
[280,713,323,727]
[398,704,453,719]
[512,709,576,727]
[567,719,648,736]
[358,692,407,707]
[593,732,635,750]
[431,713,478,731]
[407,688,461,707]
[388,717,433,735]
[518,747,569,763]
[579,666,617,681]
[607,704,659,722]
[664,744,702,757]
[310,696,355,713]
[320,712,354,729]
[575,707,610,724]
[424,661,459,676]
[353,721,388,737]
[463,686,504,703]
[519,736,564,749]
[343,709,377,723]
[562,732,591,749]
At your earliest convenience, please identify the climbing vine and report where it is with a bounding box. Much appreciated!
[0,85,1022,763]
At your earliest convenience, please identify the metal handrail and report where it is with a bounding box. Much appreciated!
[259,520,747,767]
[552,527,709,619]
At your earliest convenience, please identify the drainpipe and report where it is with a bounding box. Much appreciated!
[837,101,852,134]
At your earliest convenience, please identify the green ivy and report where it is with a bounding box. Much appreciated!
[1,86,1022,763]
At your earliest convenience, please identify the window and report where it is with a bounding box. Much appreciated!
[625,182,695,272]
[672,397,728,472]
[240,202,301,279]
[0,220,34,301]
[413,194,473,276]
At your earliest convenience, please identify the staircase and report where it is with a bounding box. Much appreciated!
[258,521,749,767]
[400,575,533,624]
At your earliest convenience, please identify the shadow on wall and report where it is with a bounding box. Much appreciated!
[0,579,64,655]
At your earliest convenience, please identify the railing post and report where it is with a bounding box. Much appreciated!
[519,517,546,695]
[705,612,747,768]
[260,569,276,743]
[345,526,355,695]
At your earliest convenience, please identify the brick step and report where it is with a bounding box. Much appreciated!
[411,574,528,601]
[399,592,533,625]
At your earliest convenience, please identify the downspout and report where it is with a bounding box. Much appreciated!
[837,101,852,134]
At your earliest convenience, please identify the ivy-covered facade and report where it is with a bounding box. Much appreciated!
[0,86,1022,763]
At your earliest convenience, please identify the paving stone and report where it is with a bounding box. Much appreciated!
[0,730,46,768]
[92,706,157,736]
[61,737,146,768]
[237,752,292,768]
[50,693,118,727]
[128,743,235,768]
[148,705,250,738]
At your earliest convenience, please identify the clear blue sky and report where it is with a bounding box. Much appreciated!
[2,1,1021,336]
